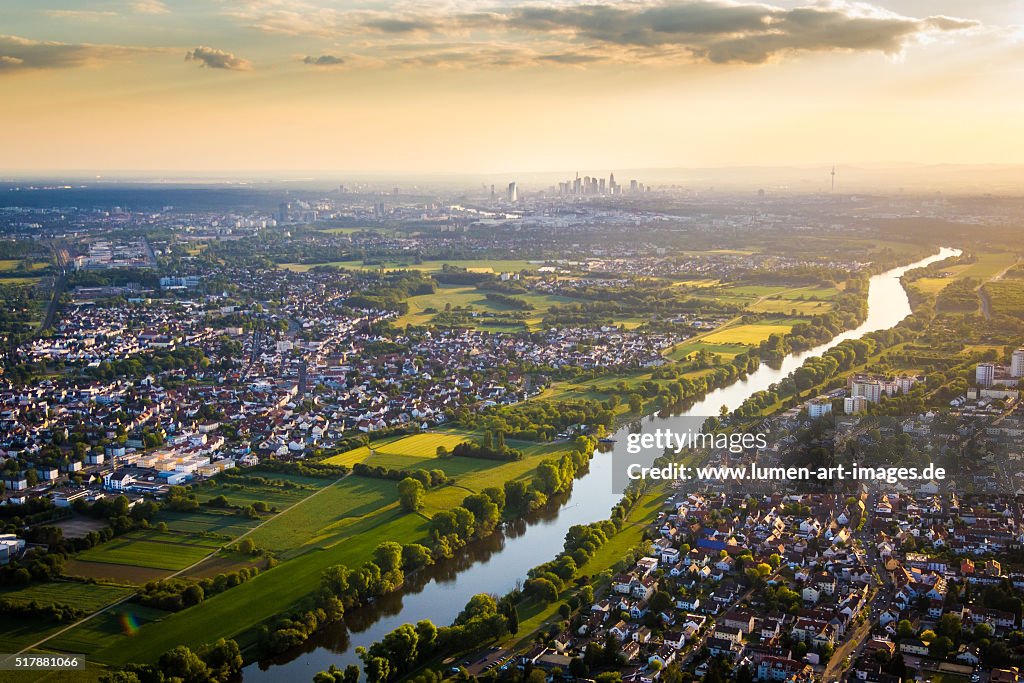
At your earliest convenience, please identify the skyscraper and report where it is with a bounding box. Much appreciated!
[507,182,518,202]
[976,362,995,387]
[278,202,289,224]
[1012,349,1024,378]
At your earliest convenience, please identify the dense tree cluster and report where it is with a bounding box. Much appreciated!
[104,638,243,683]
[137,568,260,611]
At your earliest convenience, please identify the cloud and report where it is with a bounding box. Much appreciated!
[486,1,981,65]
[131,0,170,14]
[0,34,150,73]
[185,46,252,70]
[43,10,119,20]
[363,17,439,34]
[303,54,344,65]
[230,0,978,69]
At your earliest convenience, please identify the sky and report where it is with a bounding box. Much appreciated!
[1,0,1022,176]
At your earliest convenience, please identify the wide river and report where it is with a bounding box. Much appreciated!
[243,246,959,682]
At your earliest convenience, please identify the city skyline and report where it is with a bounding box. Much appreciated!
[1,0,1022,174]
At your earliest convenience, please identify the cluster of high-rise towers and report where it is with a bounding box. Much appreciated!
[497,172,648,203]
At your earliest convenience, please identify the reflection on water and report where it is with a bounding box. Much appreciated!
[244,247,958,682]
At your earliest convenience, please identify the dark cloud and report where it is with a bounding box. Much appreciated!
[0,34,147,73]
[347,1,978,67]
[536,53,606,64]
[185,45,251,70]
[491,1,979,64]
[303,54,345,65]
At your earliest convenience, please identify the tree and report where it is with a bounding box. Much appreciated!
[99,673,141,683]
[462,493,500,536]
[402,544,433,570]
[507,602,520,634]
[416,619,438,652]
[649,590,673,614]
[373,541,404,574]
[896,619,915,640]
[929,635,953,660]
[568,657,587,679]
[158,645,210,683]
[456,594,498,624]
[525,577,559,603]
[397,477,425,513]
[200,638,243,680]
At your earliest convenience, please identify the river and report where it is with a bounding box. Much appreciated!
[243,246,959,682]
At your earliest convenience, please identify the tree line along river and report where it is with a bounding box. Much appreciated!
[242,247,959,682]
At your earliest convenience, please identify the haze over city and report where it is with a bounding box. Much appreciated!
[2,0,1023,180]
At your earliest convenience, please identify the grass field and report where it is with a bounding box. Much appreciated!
[181,550,266,580]
[665,340,747,361]
[155,509,263,537]
[74,531,221,571]
[193,477,321,509]
[0,259,49,273]
[983,279,1024,317]
[280,259,543,275]
[87,513,427,665]
[48,604,169,656]
[323,432,471,467]
[745,298,833,315]
[246,476,401,555]
[0,583,133,611]
[701,320,797,345]
[912,251,1018,296]
[0,617,68,653]
[391,285,572,329]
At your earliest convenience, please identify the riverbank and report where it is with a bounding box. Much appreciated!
[238,248,955,682]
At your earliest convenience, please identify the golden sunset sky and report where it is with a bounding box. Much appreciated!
[1,0,1022,174]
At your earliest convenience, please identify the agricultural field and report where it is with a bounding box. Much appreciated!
[323,432,471,468]
[48,604,170,657]
[0,258,50,274]
[392,284,572,330]
[190,472,324,509]
[73,530,221,572]
[665,340,747,362]
[246,475,401,555]
[983,279,1024,317]
[62,559,171,585]
[155,509,263,537]
[327,430,566,485]
[181,549,266,580]
[701,319,798,345]
[0,582,133,612]
[89,513,429,666]
[912,251,1019,296]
